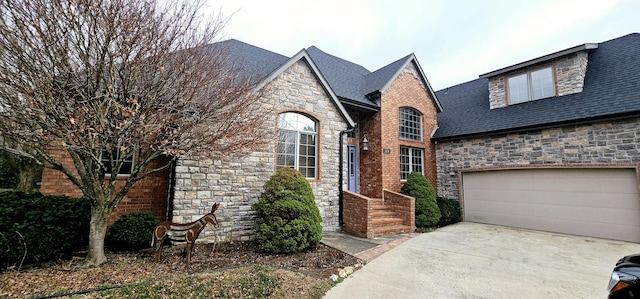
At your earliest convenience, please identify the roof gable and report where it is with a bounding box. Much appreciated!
[260,49,355,128]
[306,46,376,108]
[433,33,640,140]
[306,46,442,112]
[366,54,442,112]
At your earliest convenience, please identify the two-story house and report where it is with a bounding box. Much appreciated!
[41,33,640,244]
[433,33,640,242]
[41,39,441,241]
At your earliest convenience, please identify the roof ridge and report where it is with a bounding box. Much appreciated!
[222,38,288,59]
[306,46,371,75]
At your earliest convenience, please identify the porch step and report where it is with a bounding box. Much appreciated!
[371,210,397,218]
[368,198,414,238]
[370,224,414,237]
[372,217,404,226]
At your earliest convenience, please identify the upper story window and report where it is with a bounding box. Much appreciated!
[101,149,134,176]
[276,112,318,179]
[399,107,422,141]
[507,67,555,104]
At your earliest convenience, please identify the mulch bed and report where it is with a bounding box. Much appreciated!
[0,241,362,298]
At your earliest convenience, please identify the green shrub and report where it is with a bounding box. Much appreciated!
[0,191,90,269]
[108,212,159,251]
[400,172,441,227]
[436,196,461,227]
[252,168,322,253]
[0,154,17,189]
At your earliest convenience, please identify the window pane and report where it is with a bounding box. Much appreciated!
[508,74,529,104]
[276,131,296,169]
[101,149,134,175]
[400,146,410,180]
[399,107,422,140]
[278,112,316,132]
[276,113,318,178]
[531,67,554,100]
[411,148,423,174]
[400,146,424,180]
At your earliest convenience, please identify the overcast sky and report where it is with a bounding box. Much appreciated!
[204,0,639,91]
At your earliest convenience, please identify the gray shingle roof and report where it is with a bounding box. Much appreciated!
[432,33,640,140]
[207,39,289,83]
[306,46,378,108]
[216,39,440,112]
[364,55,412,95]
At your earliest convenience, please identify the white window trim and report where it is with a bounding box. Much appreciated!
[276,112,318,179]
[507,66,555,104]
[399,107,423,141]
[276,129,317,179]
[400,146,424,181]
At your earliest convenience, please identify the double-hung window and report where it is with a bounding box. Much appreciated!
[276,112,318,178]
[101,149,134,176]
[400,146,423,180]
[507,67,555,104]
[399,107,422,140]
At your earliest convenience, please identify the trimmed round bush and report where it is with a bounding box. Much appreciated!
[253,167,322,253]
[108,212,159,251]
[436,196,461,227]
[400,172,441,227]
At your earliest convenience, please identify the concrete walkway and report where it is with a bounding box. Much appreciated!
[321,230,419,262]
[324,222,640,299]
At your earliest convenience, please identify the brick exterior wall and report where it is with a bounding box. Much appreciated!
[40,151,171,225]
[172,59,349,243]
[342,191,372,237]
[488,51,589,109]
[359,61,438,198]
[436,116,640,199]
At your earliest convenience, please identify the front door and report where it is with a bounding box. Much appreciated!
[347,145,358,192]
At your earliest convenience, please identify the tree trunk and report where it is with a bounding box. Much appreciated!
[85,204,109,266]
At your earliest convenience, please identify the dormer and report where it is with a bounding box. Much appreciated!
[480,43,598,109]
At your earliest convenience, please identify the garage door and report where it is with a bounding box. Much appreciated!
[462,168,640,242]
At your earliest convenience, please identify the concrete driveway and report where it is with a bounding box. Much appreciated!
[324,222,640,299]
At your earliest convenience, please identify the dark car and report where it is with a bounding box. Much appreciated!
[608,254,640,298]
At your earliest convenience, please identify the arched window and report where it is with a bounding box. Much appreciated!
[399,107,422,140]
[276,112,318,178]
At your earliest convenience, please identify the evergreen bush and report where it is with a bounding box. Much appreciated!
[0,191,90,270]
[400,172,441,227]
[252,167,322,253]
[0,155,17,189]
[436,196,461,227]
[108,212,159,251]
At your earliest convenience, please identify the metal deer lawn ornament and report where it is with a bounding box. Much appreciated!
[152,203,220,263]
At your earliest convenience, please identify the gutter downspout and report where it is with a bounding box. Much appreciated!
[167,157,177,222]
[338,127,355,227]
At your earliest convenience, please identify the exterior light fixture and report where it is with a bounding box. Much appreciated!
[448,162,457,176]
[362,135,370,151]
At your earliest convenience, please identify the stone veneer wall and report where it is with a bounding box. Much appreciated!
[436,116,640,199]
[488,51,589,109]
[172,59,349,243]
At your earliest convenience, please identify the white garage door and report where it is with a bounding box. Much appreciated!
[462,168,640,242]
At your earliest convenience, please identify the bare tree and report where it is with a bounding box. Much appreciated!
[0,0,272,266]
